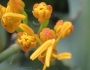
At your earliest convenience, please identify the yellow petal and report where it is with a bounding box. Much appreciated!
[3,12,26,19]
[19,24,34,35]
[61,22,72,38]
[30,39,52,60]
[45,39,55,67]
[57,52,71,60]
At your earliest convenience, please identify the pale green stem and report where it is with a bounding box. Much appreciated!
[22,11,28,24]
[0,44,21,63]
[38,20,49,33]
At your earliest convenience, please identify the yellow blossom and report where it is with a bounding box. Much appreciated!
[8,0,25,13]
[1,12,26,33]
[17,32,36,51]
[32,2,52,23]
[30,39,72,70]
[54,20,74,38]
[40,28,56,42]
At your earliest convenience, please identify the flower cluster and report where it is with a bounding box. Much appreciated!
[30,19,74,70]
[0,1,74,70]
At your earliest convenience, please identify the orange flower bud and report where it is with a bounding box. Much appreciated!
[17,32,36,51]
[8,0,25,13]
[32,2,52,23]
[60,21,74,38]
[54,20,74,38]
[40,28,56,42]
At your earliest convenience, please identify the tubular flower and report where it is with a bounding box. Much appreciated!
[17,32,36,51]
[40,28,56,42]
[30,39,72,70]
[32,2,52,23]
[54,20,74,38]
[1,12,26,33]
[0,5,11,19]
[8,0,25,13]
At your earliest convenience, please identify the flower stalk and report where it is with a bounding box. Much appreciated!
[0,44,21,63]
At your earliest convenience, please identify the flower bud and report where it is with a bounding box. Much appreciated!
[32,2,52,23]
[61,21,74,38]
[54,20,74,38]
[40,28,56,42]
[17,32,36,51]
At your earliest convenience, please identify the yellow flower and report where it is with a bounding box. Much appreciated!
[17,32,36,51]
[30,39,71,70]
[54,20,74,38]
[32,2,52,23]
[1,12,26,33]
[60,21,74,38]
[19,24,42,45]
[40,28,56,42]
[8,0,25,13]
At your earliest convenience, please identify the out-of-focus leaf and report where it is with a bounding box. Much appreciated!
[0,25,7,52]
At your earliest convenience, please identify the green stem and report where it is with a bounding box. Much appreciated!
[38,20,49,33]
[0,44,21,63]
[22,11,28,24]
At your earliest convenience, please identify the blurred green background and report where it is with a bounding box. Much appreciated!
[0,0,90,70]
